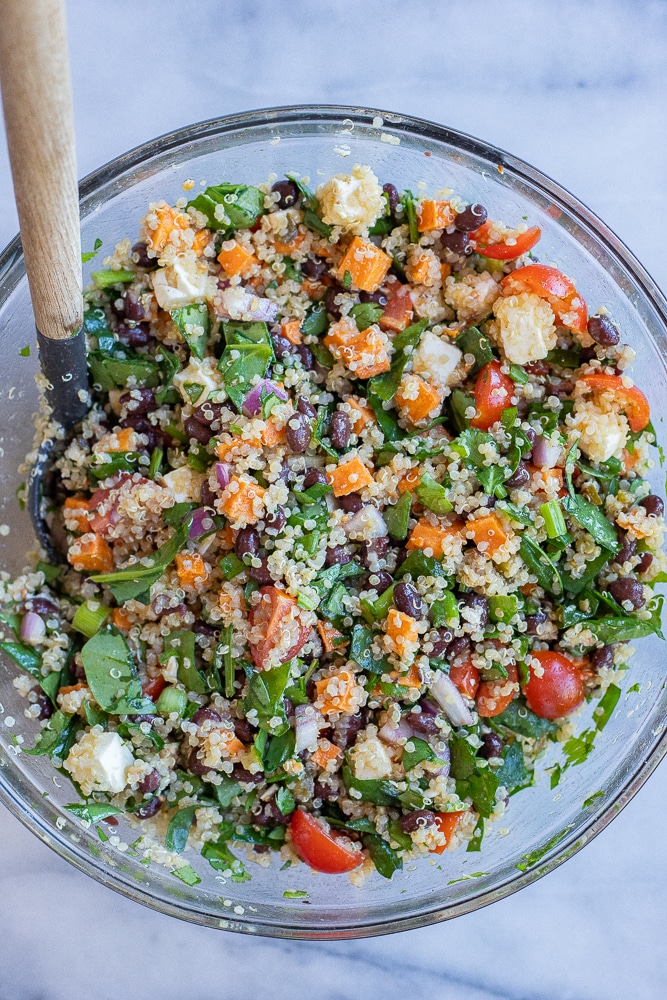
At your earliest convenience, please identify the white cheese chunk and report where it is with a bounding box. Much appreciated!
[172,356,221,405]
[64,730,135,797]
[316,164,385,235]
[152,256,214,310]
[160,465,205,503]
[412,330,463,388]
[491,291,557,365]
[350,735,393,781]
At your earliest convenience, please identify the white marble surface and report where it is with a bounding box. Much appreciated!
[1,1,667,997]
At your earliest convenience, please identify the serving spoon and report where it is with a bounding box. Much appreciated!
[0,0,90,558]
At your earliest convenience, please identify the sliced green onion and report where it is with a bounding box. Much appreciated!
[297,591,318,611]
[540,499,567,539]
[148,447,163,480]
[156,686,188,717]
[222,625,235,699]
[488,594,520,623]
[71,600,110,638]
[164,420,188,444]
[91,268,135,288]
[508,364,529,385]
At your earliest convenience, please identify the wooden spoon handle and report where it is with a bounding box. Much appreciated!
[0,0,82,340]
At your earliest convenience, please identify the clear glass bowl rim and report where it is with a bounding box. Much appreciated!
[1,103,666,939]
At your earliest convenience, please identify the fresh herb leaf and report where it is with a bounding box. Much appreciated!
[301,302,329,338]
[350,302,384,331]
[188,183,264,232]
[496,500,533,526]
[90,519,192,602]
[166,806,196,853]
[160,630,207,695]
[364,833,403,879]
[519,535,562,594]
[218,343,272,411]
[172,865,201,886]
[491,699,558,739]
[65,802,122,823]
[264,728,296,772]
[24,710,82,759]
[341,765,400,806]
[456,327,494,375]
[243,660,292,734]
[402,736,441,771]
[201,840,251,881]
[170,303,210,360]
[561,493,619,551]
[366,391,404,442]
[81,237,103,263]
[414,473,453,514]
[594,683,621,731]
[368,319,428,402]
[384,491,413,540]
[81,631,156,714]
[394,549,447,581]
[495,741,533,795]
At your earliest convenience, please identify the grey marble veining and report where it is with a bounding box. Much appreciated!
[1,2,666,998]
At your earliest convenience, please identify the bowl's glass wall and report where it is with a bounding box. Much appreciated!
[1,108,666,938]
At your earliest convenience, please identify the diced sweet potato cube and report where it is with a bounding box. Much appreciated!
[417,200,454,232]
[146,204,190,254]
[395,374,444,424]
[317,620,347,653]
[379,283,414,333]
[324,316,390,379]
[407,518,460,559]
[217,240,259,277]
[95,427,137,453]
[398,466,421,495]
[68,533,114,573]
[311,738,344,770]
[336,236,391,292]
[215,436,262,462]
[220,732,246,758]
[175,551,210,589]
[280,319,303,345]
[344,396,374,435]
[391,662,422,689]
[261,419,286,447]
[406,252,433,286]
[219,477,266,524]
[328,455,373,497]
[111,607,133,631]
[384,609,419,656]
[315,667,362,715]
[466,513,507,556]
[192,229,211,256]
[63,496,91,533]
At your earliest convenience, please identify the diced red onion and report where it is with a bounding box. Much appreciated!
[429,672,473,727]
[217,287,278,323]
[531,434,561,470]
[242,379,288,417]
[215,462,231,490]
[20,611,46,645]
[295,704,319,754]
[378,717,415,745]
[189,507,217,539]
[343,505,388,541]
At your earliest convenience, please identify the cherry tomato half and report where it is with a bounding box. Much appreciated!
[472,224,541,261]
[430,811,465,855]
[523,650,585,720]
[449,660,480,699]
[248,585,310,670]
[290,809,364,874]
[471,361,515,430]
[477,662,519,718]
[142,676,166,702]
[501,263,588,335]
[378,282,414,333]
[578,373,650,433]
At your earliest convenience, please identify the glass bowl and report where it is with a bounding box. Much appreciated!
[1,105,665,939]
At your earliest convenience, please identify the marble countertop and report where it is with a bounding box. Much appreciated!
[1,1,666,997]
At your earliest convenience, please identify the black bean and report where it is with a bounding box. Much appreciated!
[131,241,157,270]
[505,462,531,489]
[591,645,614,673]
[525,610,547,635]
[28,596,59,616]
[614,530,637,565]
[454,203,488,232]
[479,732,503,759]
[249,557,274,585]
[301,256,327,280]
[119,388,156,415]
[200,479,217,508]
[123,290,145,322]
[359,289,388,306]
[235,527,260,560]
[119,414,165,451]
[286,412,311,453]
[264,508,287,533]
[232,764,263,785]
[408,711,439,735]
[271,179,299,209]
[297,396,317,419]
[187,747,213,775]
[429,628,454,658]
[135,796,162,819]
[72,659,87,682]
[358,536,390,569]
[587,315,620,347]
[137,768,161,795]
[383,182,399,216]
[640,494,665,517]
[372,570,393,594]
[191,619,219,637]
[329,411,351,450]
[636,552,654,575]
[460,592,490,628]
[183,415,214,444]
[331,709,369,749]
[233,717,255,743]
[579,345,598,363]
[313,779,338,801]
[193,401,224,426]
[339,493,363,513]
[325,545,349,567]
[31,687,54,720]
[191,707,222,726]
[440,230,472,255]
[294,344,315,371]
[446,636,471,662]
[394,581,424,619]
[399,809,437,833]
[608,577,645,609]
[303,466,328,489]
[272,333,293,361]
[117,321,152,348]
[325,286,343,318]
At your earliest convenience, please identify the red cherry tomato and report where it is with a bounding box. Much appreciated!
[471,361,515,430]
[477,663,519,718]
[430,811,465,855]
[142,676,166,702]
[378,282,414,333]
[472,224,541,260]
[290,809,364,874]
[578,373,650,433]
[449,659,480,699]
[501,264,588,335]
[523,650,585,720]
[248,585,310,670]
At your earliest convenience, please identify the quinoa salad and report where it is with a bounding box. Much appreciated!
[1,163,665,885]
